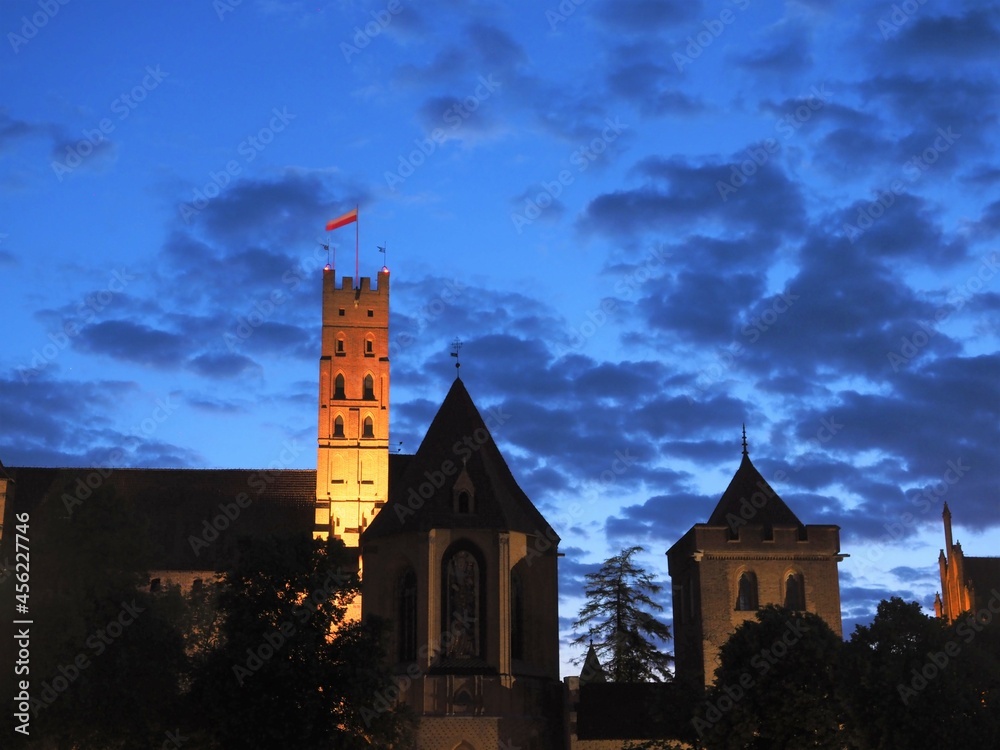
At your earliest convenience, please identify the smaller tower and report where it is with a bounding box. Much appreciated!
[667,433,845,688]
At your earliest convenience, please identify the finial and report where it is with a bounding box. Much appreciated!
[741,423,748,456]
[450,338,463,378]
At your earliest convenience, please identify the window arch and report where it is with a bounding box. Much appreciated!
[334,373,345,399]
[456,490,472,514]
[333,414,345,438]
[736,571,758,611]
[362,415,374,438]
[398,567,417,662]
[441,542,485,658]
[363,373,375,400]
[784,572,806,611]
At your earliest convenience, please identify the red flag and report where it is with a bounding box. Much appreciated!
[325,208,358,231]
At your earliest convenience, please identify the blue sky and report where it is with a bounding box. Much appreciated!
[2,0,998,675]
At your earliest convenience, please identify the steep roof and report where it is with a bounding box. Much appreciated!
[964,556,1000,599]
[364,378,557,542]
[706,452,803,530]
[1,467,316,570]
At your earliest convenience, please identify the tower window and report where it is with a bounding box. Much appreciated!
[338,308,345,316]
[334,415,345,438]
[336,336,345,355]
[365,337,374,356]
[363,416,374,438]
[736,571,758,611]
[367,309,374,317]
[334,374,345,399]
[363,374,375,400]
[456,490,472,514]
[784,573,806,611]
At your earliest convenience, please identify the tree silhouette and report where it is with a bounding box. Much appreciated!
[572,545,672,682]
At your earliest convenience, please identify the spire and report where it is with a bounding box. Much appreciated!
[943,502,954,553]
[741,423,748,456]
[580,641,607,685]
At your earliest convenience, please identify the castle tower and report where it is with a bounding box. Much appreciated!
[667,437,844,688]
[314,267,390,549]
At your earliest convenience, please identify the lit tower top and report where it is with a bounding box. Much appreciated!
[314,258,390,550]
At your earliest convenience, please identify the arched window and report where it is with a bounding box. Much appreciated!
[398,568,417,662]
[736,571,758,611]
[334,373,345,399]
[363,416,374,438]
[442,544,484,658]
[784,572,806,611]
[333,415,345,438]
[456,490,472,514]
[363,374,375,400]
[510,568,524,660]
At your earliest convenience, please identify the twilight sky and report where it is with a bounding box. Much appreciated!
[2,0,998,674]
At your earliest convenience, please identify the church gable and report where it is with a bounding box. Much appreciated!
[365,377,557,542]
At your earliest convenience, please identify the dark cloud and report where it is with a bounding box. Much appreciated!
[188,352,261,378]
[594,0,702,34]
[76,320,187,367]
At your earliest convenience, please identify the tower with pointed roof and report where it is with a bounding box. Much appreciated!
[666,433,845,688]
[314,266,391,549]
[361,376,563,750]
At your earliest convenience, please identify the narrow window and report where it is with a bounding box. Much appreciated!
[363,416,374,438]
[365,337,374,356]
[456,490,471,514]
[363,374,375,400]
[736,571,758,611]
[336,337,345,355]
[334,415,345,438]
[399,568,417,662]
[784,573,806,611]
[334,374,345,399]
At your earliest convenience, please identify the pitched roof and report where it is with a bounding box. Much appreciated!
[364,378,557,542]
[706,452,803,530]
[964,556,1000,600]
[2,467,316,570]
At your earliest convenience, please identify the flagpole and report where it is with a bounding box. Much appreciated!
[354,204,359,287]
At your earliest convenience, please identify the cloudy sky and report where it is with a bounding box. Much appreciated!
[2,0,998,673]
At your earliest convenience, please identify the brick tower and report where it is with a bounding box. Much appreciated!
[314,266,390,549]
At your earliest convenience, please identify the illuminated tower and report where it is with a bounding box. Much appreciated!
[314,267,390,549]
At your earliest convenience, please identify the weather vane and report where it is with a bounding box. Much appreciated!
[318,239,334,269]
[450,338,463,376]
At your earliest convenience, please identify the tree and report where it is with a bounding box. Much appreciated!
[187,533,416,749]
[695,606,848,750]
[842,597,1000,749]
[572,545,672,682]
